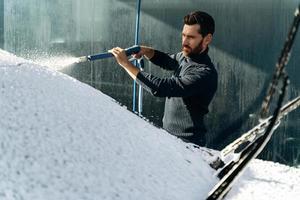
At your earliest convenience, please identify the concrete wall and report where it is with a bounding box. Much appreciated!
[2,0,300,166]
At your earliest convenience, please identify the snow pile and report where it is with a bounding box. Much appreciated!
[0,49,217,199]
[0,49,299,200]
[228,160,300,200]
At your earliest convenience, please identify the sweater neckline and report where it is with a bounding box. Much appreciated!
[185,47,209,63]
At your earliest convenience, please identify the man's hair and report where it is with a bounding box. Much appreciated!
[184,11,215,37]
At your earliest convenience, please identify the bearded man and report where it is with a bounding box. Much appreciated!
[109,11,218,147]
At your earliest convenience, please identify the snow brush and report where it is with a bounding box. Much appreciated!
[77,45,141,63]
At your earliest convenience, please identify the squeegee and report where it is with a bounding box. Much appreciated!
[77,45,141,63]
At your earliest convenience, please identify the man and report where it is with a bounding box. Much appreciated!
[109,11,217,147]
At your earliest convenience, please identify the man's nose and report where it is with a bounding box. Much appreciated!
[182,37,189,45]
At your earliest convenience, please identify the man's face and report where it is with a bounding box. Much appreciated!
[181,24,204,56]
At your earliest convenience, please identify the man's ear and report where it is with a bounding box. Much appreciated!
[203,33,213,46]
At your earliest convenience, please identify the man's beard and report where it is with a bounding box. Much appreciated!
[182,40,203,56]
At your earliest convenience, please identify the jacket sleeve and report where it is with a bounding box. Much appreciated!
[149,50,180,71]
[136,65,215,97]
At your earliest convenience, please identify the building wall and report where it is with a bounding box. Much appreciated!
[2,0,300,166]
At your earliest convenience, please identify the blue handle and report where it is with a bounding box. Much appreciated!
[87,45,141,61]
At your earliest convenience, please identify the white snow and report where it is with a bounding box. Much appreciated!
[227,160,300,200]
[0,49,299,200]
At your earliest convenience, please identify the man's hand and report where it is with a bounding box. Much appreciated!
[109,46,140,80]
[132,46,155,60]
[108,47,130,67]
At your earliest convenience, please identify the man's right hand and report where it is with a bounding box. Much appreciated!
[133,46,155,60]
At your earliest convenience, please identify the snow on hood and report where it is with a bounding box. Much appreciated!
[0,49,218,200]
[1,49,300,200]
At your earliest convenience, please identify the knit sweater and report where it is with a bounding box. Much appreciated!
[136,48,218,137]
